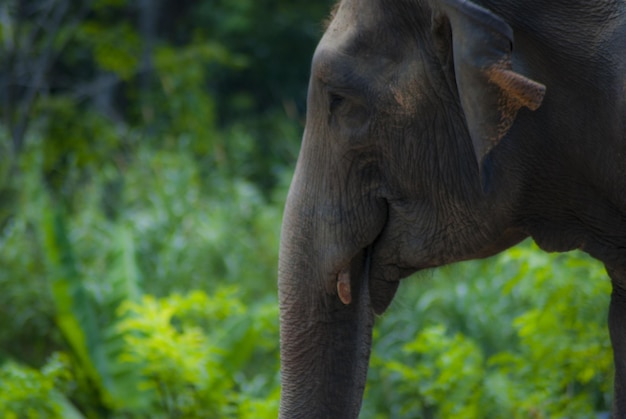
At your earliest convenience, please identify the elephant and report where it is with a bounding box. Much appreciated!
[278,0,626,417]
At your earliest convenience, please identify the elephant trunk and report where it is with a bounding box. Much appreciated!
[278,223,375,418]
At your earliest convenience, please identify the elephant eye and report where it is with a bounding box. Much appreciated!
[329,92,345,112]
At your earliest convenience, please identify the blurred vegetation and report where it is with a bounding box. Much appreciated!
[364,247,612,418]
[0,0,614,417]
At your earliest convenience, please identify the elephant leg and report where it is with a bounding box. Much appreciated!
[608,266,626,416]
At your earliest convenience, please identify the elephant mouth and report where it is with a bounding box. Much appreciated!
[335,246,402,315]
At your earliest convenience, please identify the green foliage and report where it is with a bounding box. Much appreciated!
[384,325,485,418]
[364,243,612,418]
[0,133,283,416]
[0,353,83,419]
[82,21,141,80]
[117,293,231,417]
[115,289,279,418]
[40,196,147,413]
[488,248,612,416]
[0,287,280,418]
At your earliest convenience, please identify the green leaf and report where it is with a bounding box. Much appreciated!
[40,198,147,411]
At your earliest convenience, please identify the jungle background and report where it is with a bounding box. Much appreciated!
[0,0,614,417]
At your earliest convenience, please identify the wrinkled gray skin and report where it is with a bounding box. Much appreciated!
[278,0,626,417]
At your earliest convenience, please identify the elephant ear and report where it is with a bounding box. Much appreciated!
[436,0,546,170]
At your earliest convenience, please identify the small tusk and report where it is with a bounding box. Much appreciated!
[337,269,352,305]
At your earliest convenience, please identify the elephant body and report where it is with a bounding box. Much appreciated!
[278,0,626,417]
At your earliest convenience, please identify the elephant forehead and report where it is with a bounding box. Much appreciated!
[324,0,380,35]
[311,47,393,91]
[321,0,410,60]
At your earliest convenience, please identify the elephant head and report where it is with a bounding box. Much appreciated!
[278,0,548,417]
